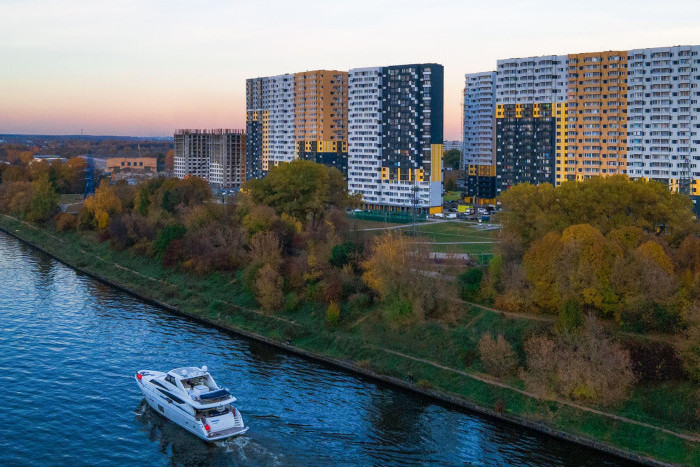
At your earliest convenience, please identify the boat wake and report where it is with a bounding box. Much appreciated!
[218,436,285,466]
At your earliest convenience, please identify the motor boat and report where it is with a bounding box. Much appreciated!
[135,365,248,441]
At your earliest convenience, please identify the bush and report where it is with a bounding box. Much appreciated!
[54,213,76,232]
[325,302,340,326]
[458,268,483,301]
[329,242,359,269]
[478,333,517,378]
[255,263,284,313]
[677,305,700,382]
[348,293,370,313]
[558,299,583,332]
[522,316,636,405]
[154,223,186,257]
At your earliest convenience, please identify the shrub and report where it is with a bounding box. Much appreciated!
[522,316,636,405]
[283,292,300,313]
[558,299,583,333]
[154,223,186,257]
[458,268,483,301]
[478,333,517,378]
[255,264,284,313]
[677,305,700,383]
[325,302,340,326]
[54,213,76,232]
[348,293,370,313]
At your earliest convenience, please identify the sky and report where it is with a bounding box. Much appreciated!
[1,0,699,140]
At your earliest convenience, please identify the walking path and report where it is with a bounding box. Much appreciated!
[377,347,700,443]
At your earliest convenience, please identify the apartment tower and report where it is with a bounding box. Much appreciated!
[246,70,349,178]
[347,63,444,213]
[462,44,700,197]
[294,70,349,173]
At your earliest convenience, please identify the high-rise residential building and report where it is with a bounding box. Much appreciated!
[347,63,444,213]
[627,45,700,194]
[566,51,628,183]
[463,72,496,168]
[174,130,210,180]
[246,70,349,178]
[295,70,348,173]
[174,129,245,190]
[245,74,295,179]
[463,44,700,197]
[495,103,558,193]
[495,55,568,105]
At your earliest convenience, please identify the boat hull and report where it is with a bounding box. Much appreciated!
[136,374,248,442]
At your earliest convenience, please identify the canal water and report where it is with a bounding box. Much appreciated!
[0,232,627,466]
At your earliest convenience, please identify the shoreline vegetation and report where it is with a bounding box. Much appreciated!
[0,155,698,465]
[0,215,688,467]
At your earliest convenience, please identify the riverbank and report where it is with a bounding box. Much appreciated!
[1,214,697,466]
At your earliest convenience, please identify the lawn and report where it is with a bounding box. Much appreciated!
[443,191,462,202]
[402,221,498,259]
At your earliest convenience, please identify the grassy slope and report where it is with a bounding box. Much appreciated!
[1,215,698,465]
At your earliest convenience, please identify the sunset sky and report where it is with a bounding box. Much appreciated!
[1,0,699,139]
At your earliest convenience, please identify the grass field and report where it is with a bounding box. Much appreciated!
[443,191,462,202]
[1,214,697,465]
[351,219,499,259]
[397,221,498,259]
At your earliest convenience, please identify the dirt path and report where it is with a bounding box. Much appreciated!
[377,347,700,444]
[460,299,557,323]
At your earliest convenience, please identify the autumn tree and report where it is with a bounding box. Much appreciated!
[677,304,700,382]
[499,176,696,253]
[362,231,453,320]
[478,333,517,378]
[81,180,122,230]
[25,174,59,223]
[522,316,636,405]
[244,160,350,228]
[0,181,33,216]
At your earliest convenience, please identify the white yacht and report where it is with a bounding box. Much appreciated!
[135,366,248,441]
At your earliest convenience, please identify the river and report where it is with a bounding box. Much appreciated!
[0,232,628,466]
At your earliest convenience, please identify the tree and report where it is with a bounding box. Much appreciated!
[522,316,636,405]
[362,231,453,320]
[81,180,122,230]
[26,174,59,223]
[443,149,461,170]
[244,159,349,228]
[478,333,517,378]
[677,304,700,382]
[256,263,284,313]
[164,149,174,172]
[499,176,696,251]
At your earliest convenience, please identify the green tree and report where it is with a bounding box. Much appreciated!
[26,174,59,223]
[443,149,461,170]
[244,160,349,228]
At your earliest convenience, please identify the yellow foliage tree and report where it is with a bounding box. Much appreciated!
[636,240,674,275]
[82,180,122,230]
